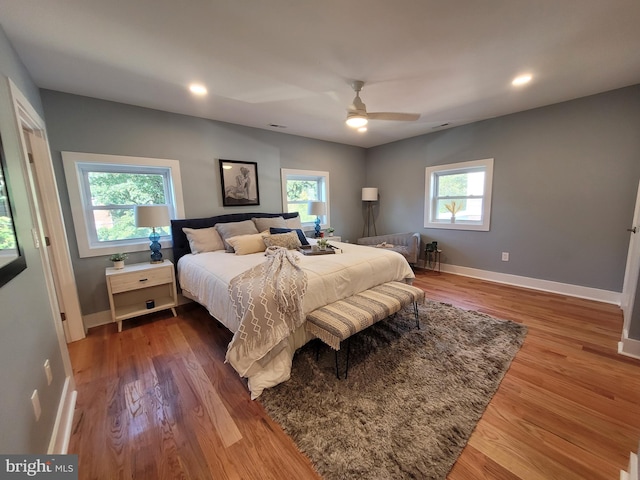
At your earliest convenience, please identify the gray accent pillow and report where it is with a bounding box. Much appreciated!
[182,227,225,254]
[285,215,303,230]
[215,220,259,252]
[253,216,287,231]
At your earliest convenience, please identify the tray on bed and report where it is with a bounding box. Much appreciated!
[298,245,335,255]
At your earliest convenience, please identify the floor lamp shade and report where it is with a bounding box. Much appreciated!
[308,201,326,238]
[361,188,378,237]
[135,205,171,263]
[362,187,378,201]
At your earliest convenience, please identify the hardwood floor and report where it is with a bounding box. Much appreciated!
[68,271,640,479]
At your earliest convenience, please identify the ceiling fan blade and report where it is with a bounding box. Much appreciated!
[368,112,420,121]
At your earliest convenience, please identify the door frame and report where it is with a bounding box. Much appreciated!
[9,80,85,342]
[619,179,640,358]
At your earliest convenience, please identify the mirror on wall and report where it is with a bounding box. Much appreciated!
[0,132,27,287]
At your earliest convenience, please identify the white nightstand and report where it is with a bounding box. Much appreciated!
[106,260,178,332]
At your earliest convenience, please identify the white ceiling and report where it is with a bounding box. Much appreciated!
[1,0,640,148]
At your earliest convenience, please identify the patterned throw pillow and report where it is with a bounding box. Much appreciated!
[269,227,310,246]
[182,227,225,254]
[262,231,301,250]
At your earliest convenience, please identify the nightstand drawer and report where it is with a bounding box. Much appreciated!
[109,265,172,294]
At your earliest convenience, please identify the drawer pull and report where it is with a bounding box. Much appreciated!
[139,278,148,282]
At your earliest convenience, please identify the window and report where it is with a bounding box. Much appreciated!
[424,158,493,231]
[280,168,330,228]
[62,152,185,258]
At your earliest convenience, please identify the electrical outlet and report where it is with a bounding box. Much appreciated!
[31,390,41,421]
[44,359,52,385]
[501,252,510,261]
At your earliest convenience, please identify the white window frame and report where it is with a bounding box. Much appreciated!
[280,168,330,229]
[62,152,185,258]
[424,158,494,231]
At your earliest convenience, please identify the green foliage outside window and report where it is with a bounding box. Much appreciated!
[0,216,16,249]
[88,172,169,242]
[437,173,468,215]
[286,179,318,223]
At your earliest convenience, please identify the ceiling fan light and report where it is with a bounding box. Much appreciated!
[346,115,368,128]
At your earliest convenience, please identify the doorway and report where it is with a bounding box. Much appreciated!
[10,82,85,343]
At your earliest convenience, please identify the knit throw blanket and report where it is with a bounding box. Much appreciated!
[226,246,308,377]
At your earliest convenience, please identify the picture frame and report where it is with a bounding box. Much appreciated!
[0,132,27,288]
[220,159,260,206]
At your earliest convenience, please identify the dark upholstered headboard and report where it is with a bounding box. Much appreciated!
[171,212,300,266]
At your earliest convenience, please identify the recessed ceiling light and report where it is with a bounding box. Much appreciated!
[189,83,208,95]
[512,74,532,86]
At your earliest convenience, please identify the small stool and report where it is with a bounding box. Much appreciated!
[425,246,441,272]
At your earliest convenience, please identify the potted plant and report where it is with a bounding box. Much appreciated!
[317,238,329,250]
[444,201,462,223]
[326,227,335,237]
[109,253,128,269]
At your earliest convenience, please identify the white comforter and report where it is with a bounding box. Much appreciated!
[177,240,415,397]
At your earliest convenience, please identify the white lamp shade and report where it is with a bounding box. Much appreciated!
[362,187,378,201]
[308,201,326,216]
[134,205,171,228]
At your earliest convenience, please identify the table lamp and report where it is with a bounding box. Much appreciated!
[308,201,326,238]
[135,205,171,263]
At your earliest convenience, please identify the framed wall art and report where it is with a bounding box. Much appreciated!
[220,159,260,206]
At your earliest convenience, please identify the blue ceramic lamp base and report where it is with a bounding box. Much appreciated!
[149,228,163,263]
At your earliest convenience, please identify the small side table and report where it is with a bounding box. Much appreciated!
[106,260,178,332]
[425,248,442,273]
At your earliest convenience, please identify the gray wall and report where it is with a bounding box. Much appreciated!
[0,25,69,453]
[366,85,640,294]
[40,90,366,316]
[39,86,640,337]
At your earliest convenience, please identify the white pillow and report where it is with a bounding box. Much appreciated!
[285,215,303,230]
[182,227,225,254]
[226,233,268,255]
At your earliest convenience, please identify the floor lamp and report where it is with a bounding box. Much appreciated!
[362,187,378,237]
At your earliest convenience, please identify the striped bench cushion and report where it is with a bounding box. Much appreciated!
[306,281,425,350]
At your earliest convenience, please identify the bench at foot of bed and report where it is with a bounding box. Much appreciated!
[306,281,425,379]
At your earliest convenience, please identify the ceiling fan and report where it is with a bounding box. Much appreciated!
[345,80,420,128]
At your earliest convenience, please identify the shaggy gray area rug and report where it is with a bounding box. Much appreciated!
[259,300,527,480]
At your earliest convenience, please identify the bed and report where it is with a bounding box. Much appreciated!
[171,212,415,398]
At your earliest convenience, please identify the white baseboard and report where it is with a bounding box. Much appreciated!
[48,376,77,454]
[618,329,640,360]
[83,310,112,329]
[439,263,622,305]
